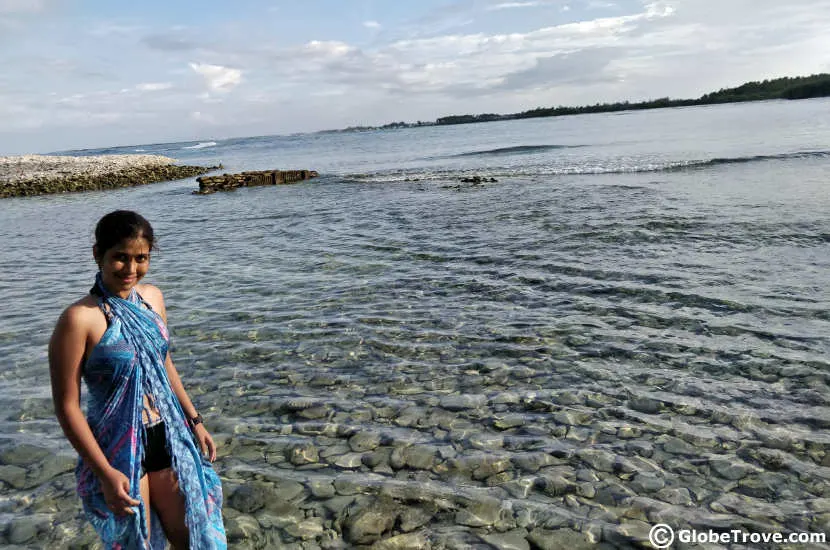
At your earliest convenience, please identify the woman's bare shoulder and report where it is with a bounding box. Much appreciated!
[137,283,166,311]
[56,295,101,329]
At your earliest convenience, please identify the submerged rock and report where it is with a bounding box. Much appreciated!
[195,169,318,194]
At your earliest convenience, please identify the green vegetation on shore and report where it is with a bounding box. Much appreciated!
[434,73,830,126]
[328,73,830,132]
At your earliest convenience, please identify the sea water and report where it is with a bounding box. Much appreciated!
[1,99,829,548]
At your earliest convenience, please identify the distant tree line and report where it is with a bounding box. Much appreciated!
[434,73,830,126]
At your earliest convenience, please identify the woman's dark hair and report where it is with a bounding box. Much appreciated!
[94,210,157,257]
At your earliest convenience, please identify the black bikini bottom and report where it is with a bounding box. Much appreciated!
[141,422,172,476]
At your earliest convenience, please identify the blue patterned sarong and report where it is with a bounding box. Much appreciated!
[76,273,226,549]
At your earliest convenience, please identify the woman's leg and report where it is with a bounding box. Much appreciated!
[140,474,151,547]
[148,467,189,549]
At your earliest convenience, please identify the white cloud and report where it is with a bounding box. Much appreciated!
[487,2,541,10]
[189,62,242,91]
[303,40,355,57]
[136,82,173,92]
[363,20,381,29]
[3,0,830,153]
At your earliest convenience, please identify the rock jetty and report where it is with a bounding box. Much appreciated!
[195,169,319,194]
[0,154,219,198]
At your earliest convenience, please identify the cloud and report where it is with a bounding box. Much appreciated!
[189,62,242,91]
[136,82,173,92]
[0,0,51,14]
[3,0,830,154]
[143,33,198,52]
[498,47,620,90]
[487,2,542,10]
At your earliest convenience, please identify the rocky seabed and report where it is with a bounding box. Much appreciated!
[3,375,830,550]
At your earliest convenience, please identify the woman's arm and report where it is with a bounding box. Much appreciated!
[143,285,217,461]
[163,351,216,461]
[49,305,139,514]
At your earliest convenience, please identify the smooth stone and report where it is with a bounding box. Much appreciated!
[283,517,324,540]
[617,426,642,439]
[576,449,616,473]
[594,481,636,506]
[504,477,535,499]
[490,392,522,405]
[552,410,591,426]
[371,532,430,550]
[398,508,434,532]
[710,458,753,480]
[344,504,400,544]
[480,529,530,550]
[656,487,694,506]
[229,482,280,514]
[527,528,594,550]
[333,453,365,469]
[363,448,393,469]
[575,469,599,482]
[537,474,577,497]
[630,473,665,493]
[288,443,320,465]
[308,479,337,499]
[628,396,662,414]
[602,521,652,547]
[493,414,526,430]
[225,514,262,543]
[467,433,505,450]
[35,453,77,481]
[513,453,559,473]
[625,440,654,458]
[256,510,303,530]
[471,456,512,480]
[577,482,596,499]
[8,516,41,544]
[349,432,382,452]
[455,497,504,527]
[390,446,437,470]
[0,465,28,489]
[274,479,306,503]
[440,394,487,411]
[322,496,356,516]
[319,444,351,459]
[334,477,364,495]
[0,444,52,466]
[660,436,697,455]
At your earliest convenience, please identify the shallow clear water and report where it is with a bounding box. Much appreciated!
[1,99,830,548]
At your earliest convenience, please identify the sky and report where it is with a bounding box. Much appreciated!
[1,0,829,154]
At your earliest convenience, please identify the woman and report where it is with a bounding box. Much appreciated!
[49,210,226,549]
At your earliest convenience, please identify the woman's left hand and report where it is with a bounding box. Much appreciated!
[193,424,217,462]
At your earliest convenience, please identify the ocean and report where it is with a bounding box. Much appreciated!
[1,98,829,548]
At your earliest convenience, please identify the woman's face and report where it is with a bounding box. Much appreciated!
[95,237,151,298]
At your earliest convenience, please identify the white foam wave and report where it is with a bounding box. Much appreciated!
[183,141,218,150]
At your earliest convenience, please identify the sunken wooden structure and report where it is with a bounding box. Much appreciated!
[195,169,318,194]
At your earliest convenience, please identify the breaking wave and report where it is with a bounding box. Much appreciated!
[183,141,218,150]
[344,149,830,183]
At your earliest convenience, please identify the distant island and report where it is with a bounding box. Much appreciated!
[325,73,830,131]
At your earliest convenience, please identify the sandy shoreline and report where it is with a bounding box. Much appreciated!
[0,154,219,198]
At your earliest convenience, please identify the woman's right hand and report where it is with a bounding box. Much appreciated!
[100,467,140,516]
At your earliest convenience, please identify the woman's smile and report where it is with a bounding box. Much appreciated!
[95,238,151,298]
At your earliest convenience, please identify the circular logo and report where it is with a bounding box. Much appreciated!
[649,524,675,548]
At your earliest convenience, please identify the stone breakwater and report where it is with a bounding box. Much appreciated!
[0,154,220,198]
[196,169,319,194]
